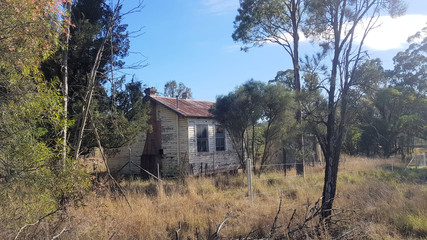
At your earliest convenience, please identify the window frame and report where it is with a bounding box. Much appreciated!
[196,124,209,153]
[215,125,226,152]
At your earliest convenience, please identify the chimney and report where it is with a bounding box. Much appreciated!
[144,87,157,96]
[182,92,188,99]
[176,96,179,109]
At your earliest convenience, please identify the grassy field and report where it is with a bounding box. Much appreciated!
[5,157,427,239]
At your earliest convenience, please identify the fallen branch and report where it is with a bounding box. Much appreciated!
[90,112,132,210]
[109,230,118,240]
[208,211,232,240]
[14,208,61,240]
[51,227,70,239]
[73,0,122,160]
[175,222,181,240]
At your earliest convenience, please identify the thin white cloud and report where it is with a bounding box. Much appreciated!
[357,14,427,50]
[201,0,239,15]
[300,14,427,51]
[244,14,427,52]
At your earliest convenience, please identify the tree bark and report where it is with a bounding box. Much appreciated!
[290,0,304,176]
[321,16,341,218]
[61,1,71,167]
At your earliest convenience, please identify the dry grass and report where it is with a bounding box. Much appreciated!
[3,156,426,239]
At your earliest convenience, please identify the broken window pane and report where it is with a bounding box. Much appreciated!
[197,125,209,152]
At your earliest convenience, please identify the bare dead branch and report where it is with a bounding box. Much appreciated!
[269,192,284,237]
[109,230,118,240]
[14,208,61,240]
[175,221,181,240]
[51,227,70,240]
[287,209,297,231]
[89,111,132,210]
[208,211,232,240]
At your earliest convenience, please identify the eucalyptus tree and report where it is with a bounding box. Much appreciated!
[210,80,294,173]
[210,91,251,169]
[392,24,427,94]
[233,0,306,174]
[210,80,264,169]
[164,80,192,98]
[258,83,294,173]
[303,0,406,219]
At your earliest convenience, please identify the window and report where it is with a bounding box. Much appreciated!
[197,125,209,152]
[215,125,225,151]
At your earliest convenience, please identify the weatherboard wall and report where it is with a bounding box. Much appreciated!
[187,119,239,175]
[105,98,240,177]
[106,133,147,174]
[156,104,189,176]
[157,104,239,176]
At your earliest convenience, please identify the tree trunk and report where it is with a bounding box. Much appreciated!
[290,0,304,176]
[282,148,287,176]
[61,1,71,167]
[73,2,120,160]
[321,31,340,219]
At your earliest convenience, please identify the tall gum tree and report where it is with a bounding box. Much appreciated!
[303,0,406,219]
[233,0,306,174]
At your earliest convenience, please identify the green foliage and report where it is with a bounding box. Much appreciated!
[392,25,427,94]
[233,0,299,49]
[0,0,90,229]
[93,80,151,150]
[163,80,192,98]
[394,214,427,236]
[344,86,427,157]
[210,80,294,171]
[42,0,149,156]
[210,87,251,168]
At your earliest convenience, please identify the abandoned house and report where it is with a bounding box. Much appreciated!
[107,88,240,177]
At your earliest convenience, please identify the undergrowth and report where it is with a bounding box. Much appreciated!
[3,157,426,239]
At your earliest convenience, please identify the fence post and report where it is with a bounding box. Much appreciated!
[247,158,253,204]
[128,148,132,188]
[157,163,161,180]
[391,160,394,172]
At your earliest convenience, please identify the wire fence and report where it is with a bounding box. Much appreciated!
[246,157,401,203]
[120,155,403,204]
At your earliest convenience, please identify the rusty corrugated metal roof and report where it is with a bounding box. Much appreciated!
[148,95,214,118]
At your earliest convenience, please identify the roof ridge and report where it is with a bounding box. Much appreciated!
[150,95,215,103]
[147,95,214,118]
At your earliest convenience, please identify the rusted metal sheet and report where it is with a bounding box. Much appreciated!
[147,95,214,118]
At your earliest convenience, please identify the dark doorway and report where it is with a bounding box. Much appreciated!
[140,155,158,179]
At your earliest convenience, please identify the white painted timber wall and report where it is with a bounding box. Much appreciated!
[106,133,147,174]
[105,103,240,177]
[188,119,239,175]
[156,104,189,176]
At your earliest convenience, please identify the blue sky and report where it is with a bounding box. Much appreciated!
[121,0,427,101]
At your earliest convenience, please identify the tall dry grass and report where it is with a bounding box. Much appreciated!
[3,156,426,239]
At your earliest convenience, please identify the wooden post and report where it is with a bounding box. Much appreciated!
[213,153,215,175]
[128,148,131,188]
[189,163,194,175]
[247,158,253,204]
[157,163,160,180]
[391,160,394,172]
